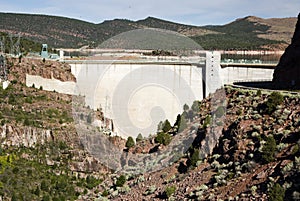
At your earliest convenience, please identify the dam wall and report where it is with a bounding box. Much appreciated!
[220,66,274,84]
[70,62,205,137]
[25,51,275,137]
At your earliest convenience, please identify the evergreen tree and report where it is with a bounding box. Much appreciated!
[191,100,200,113]
[262,135,276,163]
[183,104,189,111]
[162,119,172,133]
[125,136,135,149]
[178,115,187,133]
[188,149,200,167]
[136,133,143,142]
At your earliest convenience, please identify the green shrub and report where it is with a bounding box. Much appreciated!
[268,183,285,201]
[8,94,16,105]
[86,113,92,124]
[34,187,40,196]
[215,106,226,118]
[265,92,284,114]
[203,115,211,129]
[257,90,262,96]
[41,180,49,192]
[59,141,68,150]
[236,109,242,115]
[23,117,30,126]
[42,194,51,201]
[11,193,18,201]
[165,185,176,198]
[291,144,299,155]
[125,136,135,149]
[25,97,33,104]
[102,189,109,197]
[85,175,102,189]
[116,175,126,187]
[155,132,172,146]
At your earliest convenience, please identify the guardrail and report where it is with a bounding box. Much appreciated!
[233,79,273,83]
[220,63,276,69]
[65,59,206,66]
[226,83,300,95]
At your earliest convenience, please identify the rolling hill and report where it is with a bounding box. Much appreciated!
[0,12,297,50]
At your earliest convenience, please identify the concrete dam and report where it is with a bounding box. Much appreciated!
[26,51,275,138]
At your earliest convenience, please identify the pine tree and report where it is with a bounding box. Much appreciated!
[125,136,135,148]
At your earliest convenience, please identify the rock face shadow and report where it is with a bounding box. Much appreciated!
[272,13,300,90]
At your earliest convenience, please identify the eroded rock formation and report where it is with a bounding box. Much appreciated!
[7,57,76,84]
[0,124,53,147]
[273,13,300,89]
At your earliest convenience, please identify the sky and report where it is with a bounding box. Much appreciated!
[0,0,299,26]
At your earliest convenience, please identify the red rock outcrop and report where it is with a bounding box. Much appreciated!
[273,13,300,89]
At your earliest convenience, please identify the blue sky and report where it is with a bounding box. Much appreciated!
[0,0,299,25]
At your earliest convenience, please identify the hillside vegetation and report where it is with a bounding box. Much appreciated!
[0,13,296,50]
[0,32,41,53]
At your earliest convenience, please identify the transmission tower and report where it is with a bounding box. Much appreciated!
[9,33,21,56]
[0,54,7,81]
[0,36,5,53]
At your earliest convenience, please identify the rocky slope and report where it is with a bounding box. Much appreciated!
[7,57,76,83]
[92,86,300,201]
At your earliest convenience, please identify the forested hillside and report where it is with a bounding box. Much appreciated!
[0,13,296,50]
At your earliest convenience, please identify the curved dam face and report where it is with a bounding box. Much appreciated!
[25,51,276,138]
[71,61,204,138]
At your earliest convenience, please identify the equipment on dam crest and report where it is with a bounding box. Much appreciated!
[41,44,48,58]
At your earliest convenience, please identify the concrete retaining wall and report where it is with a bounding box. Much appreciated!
[220,66,274,84]
[26,74,76,95]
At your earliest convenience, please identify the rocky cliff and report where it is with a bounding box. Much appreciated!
[273,13,300,89]
[0,124,53,147]
[7,57,76,84]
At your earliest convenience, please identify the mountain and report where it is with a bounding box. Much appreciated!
[195,16,297,50]
[0,12,297,50]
